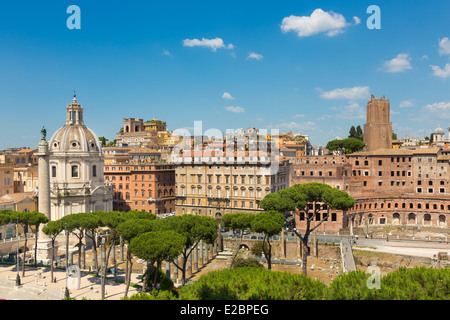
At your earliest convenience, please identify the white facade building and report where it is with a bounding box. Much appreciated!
[46,95,113,221]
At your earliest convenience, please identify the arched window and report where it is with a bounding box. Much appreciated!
[393,213,400,225]
[408,213,416,224]
[51,166,57,178]
[438,215,446,227]
[424,214,432,225]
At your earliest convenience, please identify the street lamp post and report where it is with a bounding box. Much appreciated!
[64,223,70,299]
[15,217,20,286]
[101,236,105,300]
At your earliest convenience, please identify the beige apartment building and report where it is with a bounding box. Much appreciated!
[175,151,291,222]
[13,166,39,193]
[0,164,14,197]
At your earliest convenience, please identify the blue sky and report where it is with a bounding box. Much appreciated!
[1,0,450,149]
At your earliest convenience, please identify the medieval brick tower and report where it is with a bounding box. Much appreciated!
[363,95,393,151]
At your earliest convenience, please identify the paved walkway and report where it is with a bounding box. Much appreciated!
[0,264,142,300]
[340,238,357,272]
[353,244,450,258]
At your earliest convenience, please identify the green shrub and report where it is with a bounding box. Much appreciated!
[122,290,177,300]
[250,241,269,257]
[325,267,450,300]
[233,256,264,269]
[179,267,326,300]
[145,267,174,291]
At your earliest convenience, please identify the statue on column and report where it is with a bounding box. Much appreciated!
[41,126,47,140]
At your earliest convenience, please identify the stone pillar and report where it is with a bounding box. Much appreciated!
[187,252,192,277]
[111,242,116,266]
[205,243,209,262]
[165,260,170,279]
[173,257,179,284]
[218,226,223,251]
[35,137,57,261]
[81,245,85,269]
[193,245,198,272]
[200,240,204,266]
[68,251,73,266]
[120,236,124,261]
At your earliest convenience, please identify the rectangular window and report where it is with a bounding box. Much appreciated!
[52,166,57,178]
[71,165,79,178]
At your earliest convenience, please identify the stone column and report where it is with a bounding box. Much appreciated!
[200,240,204,266]
[187,252,192,277]
[81,245,85,269]
[68,251,73,266]
[193,245,198,272]
[205,243,209,262]
[111,242,116,266]
[173,257,179,284]
[119,236,124,261]
[165,260,170,279]
[35,137,57,261]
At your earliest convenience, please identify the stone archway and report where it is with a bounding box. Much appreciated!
[438,215,446,227]
[239,244,250,251]
[392,213,400,225]
[424,214,432,226]
[407,213,416,225]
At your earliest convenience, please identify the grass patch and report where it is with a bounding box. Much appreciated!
[354,245,377,250]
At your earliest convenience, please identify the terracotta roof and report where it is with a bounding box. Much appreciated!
[411,147,441,155]
[350,148,414,156]
[128,148,161,154]
[16,149,37,154]
[0,192,36,203]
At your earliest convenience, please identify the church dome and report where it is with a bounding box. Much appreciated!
[48,95,102,153]
[433,125,445,134]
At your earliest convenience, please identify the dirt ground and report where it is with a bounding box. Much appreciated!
[353,249,431,276]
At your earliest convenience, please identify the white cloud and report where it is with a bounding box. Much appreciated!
[381,53,412,73]
[353,16,361,25]
[430,63,450,78]
[333,103,365,119]
[320,86,370,100]
[162,49,173,57]
[271,121,316,131]
[182,38,234,52]
[281,9,349,38]
[222,92,235,100]
[399,100,414,108]
[247,52,263,60]
[438,37,450,56]
[424,101,450,112]
[293,114,305,118]
[224,106,245,113]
